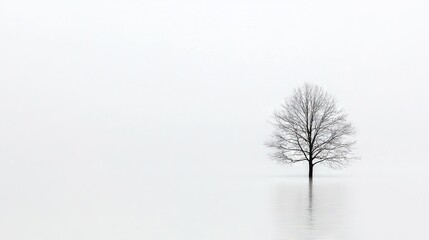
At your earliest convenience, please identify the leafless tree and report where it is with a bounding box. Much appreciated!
[266,83,356,178]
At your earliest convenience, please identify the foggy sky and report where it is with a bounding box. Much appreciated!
[1,0,429,178]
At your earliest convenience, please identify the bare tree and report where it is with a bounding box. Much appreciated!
[266,83,356,178]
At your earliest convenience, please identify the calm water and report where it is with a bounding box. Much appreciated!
[1,174,427,239]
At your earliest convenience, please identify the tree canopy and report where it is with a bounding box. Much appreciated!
[266,83,356,177]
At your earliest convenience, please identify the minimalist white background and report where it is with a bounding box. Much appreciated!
[1,0,428,239]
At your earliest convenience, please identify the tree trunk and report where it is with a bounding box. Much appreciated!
[308,162,313,179]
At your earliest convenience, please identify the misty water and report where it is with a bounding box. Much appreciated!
[2,169,427,240]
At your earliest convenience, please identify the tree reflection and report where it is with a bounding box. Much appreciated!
[274,179,348,240]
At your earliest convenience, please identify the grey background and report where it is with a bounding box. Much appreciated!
[1,0,428,176]
[0,1,428,239]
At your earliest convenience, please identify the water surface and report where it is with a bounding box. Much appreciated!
[0,174,427,239]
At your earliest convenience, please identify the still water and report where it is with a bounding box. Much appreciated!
[1,173,427,239]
